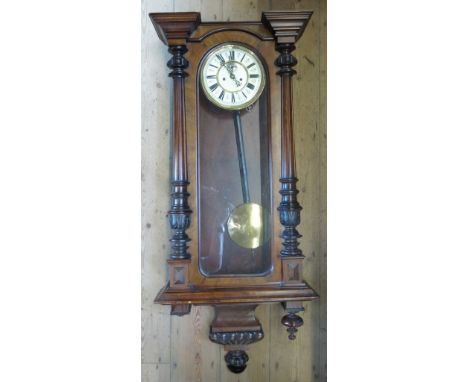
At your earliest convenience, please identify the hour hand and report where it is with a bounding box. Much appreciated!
[232,76,241,87]
[226,64,241,87]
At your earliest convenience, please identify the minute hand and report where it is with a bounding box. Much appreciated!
[225,63,241,87]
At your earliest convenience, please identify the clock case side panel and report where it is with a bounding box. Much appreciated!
[187,29,281,288]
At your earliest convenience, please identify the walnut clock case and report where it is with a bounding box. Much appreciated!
[149,11,319,374]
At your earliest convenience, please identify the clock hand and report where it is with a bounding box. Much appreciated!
[225,63,242,87]
[233,110,250,203]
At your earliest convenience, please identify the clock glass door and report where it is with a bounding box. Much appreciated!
[197,45,272,277]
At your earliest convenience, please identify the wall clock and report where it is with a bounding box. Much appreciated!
[149,10,318,374]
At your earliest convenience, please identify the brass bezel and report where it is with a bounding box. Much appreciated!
[199,43,266,111]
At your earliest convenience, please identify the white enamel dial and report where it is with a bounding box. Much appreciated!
[200,44,266,110]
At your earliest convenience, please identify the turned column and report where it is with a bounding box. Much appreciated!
[276,42,302,258]
[262,10,313,279]
[167,45,191,261]
[149,12,201,298]
[262,10,313,338]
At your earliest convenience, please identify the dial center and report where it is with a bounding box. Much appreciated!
[218,62,248,92]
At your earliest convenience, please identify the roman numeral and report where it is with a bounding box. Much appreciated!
[219,90,225,100]
[206,75,216,79]
[209,83,218,92]
[229,50,235,61]
[247,83,255,90]
[242,91,247,99]
[241,53,246,62]
[247,63,256,69]
[209,64,218,69]
[216,54,225,64]
[250,74,259,78]
[231,93,236,103]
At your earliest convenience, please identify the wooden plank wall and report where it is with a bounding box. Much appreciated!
[141,1,326,381]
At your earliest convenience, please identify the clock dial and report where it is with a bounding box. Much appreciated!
[200,44,266,110]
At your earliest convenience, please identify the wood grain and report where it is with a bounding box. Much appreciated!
[141,1,173,381]
[292,1,321,381]
[223,0,259,22]
[142,363,171,382]
[201,0,223,22]
[317,0,327,380]
[171,306,219,382]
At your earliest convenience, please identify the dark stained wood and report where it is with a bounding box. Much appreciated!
[149,12,201,46]
[281,300,305,340]
[155,282,319,305]
[150,14,200,313]
[261,10,313,44]
[167,45,192,261]
[188,22,274,42]
[263,11,314,260]
[150,11,318,375]
[281,312,304,340]
[184,28,284,288]
[211,304,262,333]
[277,67,304,257]
[210,304,264,373]
[281,256,305,285]
[262,10,315,345]
[167,258,190,288]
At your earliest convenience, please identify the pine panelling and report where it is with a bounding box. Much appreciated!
[142,1,326,381]
[170,306,219,382]
[174,0,202,12]
[269,302,300,382]
[256,0,272,17]
[270,0,295,10]
[223,0,259,21]
[293,1,322,382]
[142,363,171,382]
[201,0,223,21]
[141,1,173,380]
[142,306,171,364]
[317,0,327,380]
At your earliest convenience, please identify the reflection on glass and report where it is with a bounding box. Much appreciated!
[198,76,271,277]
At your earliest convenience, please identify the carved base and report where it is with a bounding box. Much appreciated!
[210,304,263,333]
[209,304,264,374]
[209,330,264,345]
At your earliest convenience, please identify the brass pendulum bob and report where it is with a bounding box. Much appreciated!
[227,110,265,249]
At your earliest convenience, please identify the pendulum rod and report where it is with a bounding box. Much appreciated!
[233,110,251,203]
